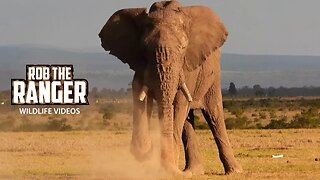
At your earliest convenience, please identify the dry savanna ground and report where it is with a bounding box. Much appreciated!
[1,128,320,179]
[0,96,320,179]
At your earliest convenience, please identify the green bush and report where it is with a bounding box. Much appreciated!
[0,119,15,131]
[194,115,209,130]
[264,117,288,129]
[259,112,267,119]
[102,110,115,126]
[15,117,72,132]
[255,123,263,129]
[290,108,320,128]
[196,123,208,130]
[103,111,115,120]
[99,102,133,115]
[229,107,244,116]
[263,108,320,129]
[225,116,249,129]
[47,118,72,131]
[223,100,244,116]
[269,109,277,119]
[15,117,44,132]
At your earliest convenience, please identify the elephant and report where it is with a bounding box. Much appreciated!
[99,0,242,176]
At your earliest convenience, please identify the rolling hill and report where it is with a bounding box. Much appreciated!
[1,45,319,90]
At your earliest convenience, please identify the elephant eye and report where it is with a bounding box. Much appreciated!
[143,17,155,27]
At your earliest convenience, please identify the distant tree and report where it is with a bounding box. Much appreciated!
[253,84,261,91]
[228,82,237,96]
[253,84,265,96]
[237,86,253,97]
[267,87,276,97]
[225,85,320,97]
[90,87,99,98]
[126,88,132,95]
[118,88,125,97]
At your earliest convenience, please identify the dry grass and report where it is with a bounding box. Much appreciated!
[1,97,319,179]
[1,129,320,179]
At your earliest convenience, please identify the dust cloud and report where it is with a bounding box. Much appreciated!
[87,130,170,179]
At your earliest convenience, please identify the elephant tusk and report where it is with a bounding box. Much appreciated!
[181,83,193,102]
[139,85,148,101]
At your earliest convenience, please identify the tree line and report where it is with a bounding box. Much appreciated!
[225,82,320,97]
[2,83,320,103]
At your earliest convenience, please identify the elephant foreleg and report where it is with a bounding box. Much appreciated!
[130,74,153,161]
[147,92,153,130]
[182,109,204,175]
[173,99,189,166]
[202,86,242,174]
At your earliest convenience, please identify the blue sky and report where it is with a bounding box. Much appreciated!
[1,0,320,55]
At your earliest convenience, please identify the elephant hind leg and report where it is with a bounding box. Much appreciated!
[182,109,204,175]
[202,87,242,174]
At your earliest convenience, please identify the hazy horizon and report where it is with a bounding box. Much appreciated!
[1,46,319,90]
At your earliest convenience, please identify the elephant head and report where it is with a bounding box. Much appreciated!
[99,0,228,171]
[99,0,227,111]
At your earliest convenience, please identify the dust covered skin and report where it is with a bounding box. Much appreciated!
[99,0,241,176]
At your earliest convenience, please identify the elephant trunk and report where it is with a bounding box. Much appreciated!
[153,46,188,170]
[137,46,193,170]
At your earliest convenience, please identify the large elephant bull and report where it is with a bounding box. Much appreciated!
[99,1,242,176]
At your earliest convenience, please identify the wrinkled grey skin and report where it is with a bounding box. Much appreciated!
[99,1,242,176]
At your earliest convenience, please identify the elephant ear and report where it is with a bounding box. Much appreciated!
[182,6,228,71]
[99,8,147,72]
